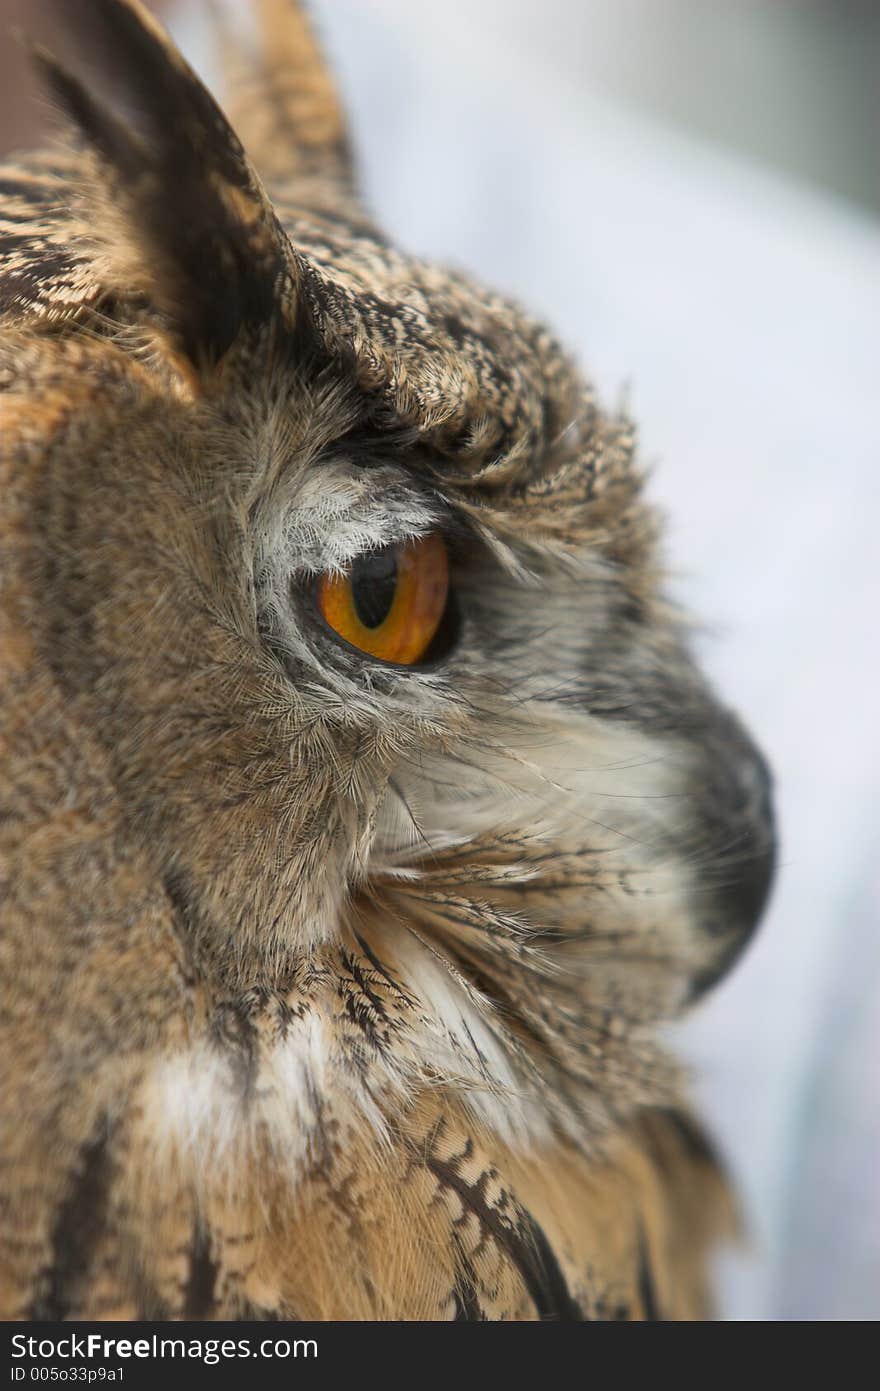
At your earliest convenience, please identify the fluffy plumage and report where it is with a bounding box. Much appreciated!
[0,0,774,1319]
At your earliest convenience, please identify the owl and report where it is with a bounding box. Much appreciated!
[0,0,775,1321]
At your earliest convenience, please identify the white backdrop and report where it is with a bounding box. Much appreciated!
[180,0,880,1319]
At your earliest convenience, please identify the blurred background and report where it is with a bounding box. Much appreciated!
[2,0,878,1319]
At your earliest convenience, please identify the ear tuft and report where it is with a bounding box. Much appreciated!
[220,0,357,202]
[33,0,295,364]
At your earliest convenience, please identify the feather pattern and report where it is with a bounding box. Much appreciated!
[0,0,773,1319]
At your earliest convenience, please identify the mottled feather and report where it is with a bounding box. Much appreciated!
[0,0,773,1320]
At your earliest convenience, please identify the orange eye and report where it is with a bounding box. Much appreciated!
[316,533,450,665]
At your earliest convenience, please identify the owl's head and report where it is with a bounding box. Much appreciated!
[1,0,774,1153]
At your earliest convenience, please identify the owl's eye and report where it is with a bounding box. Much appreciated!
[316,534,451,665]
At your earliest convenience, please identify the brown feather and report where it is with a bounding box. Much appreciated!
[0,0,774,1320]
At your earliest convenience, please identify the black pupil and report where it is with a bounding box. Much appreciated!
[351,547,399,629]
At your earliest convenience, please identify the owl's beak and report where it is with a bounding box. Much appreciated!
[687,724,776,1002]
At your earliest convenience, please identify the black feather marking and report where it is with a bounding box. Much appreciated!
[29,1122,114,1321]
[426,1153,584,1321]
[183,1226,218,1320]
[518,1211,586,1321]
[636,1222,661,1320]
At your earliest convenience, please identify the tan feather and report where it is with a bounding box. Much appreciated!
[0,0,774,1320]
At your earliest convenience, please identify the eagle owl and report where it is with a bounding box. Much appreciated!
[0,0,775,1320]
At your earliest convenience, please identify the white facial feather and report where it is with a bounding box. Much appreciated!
[255,458,440,580]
